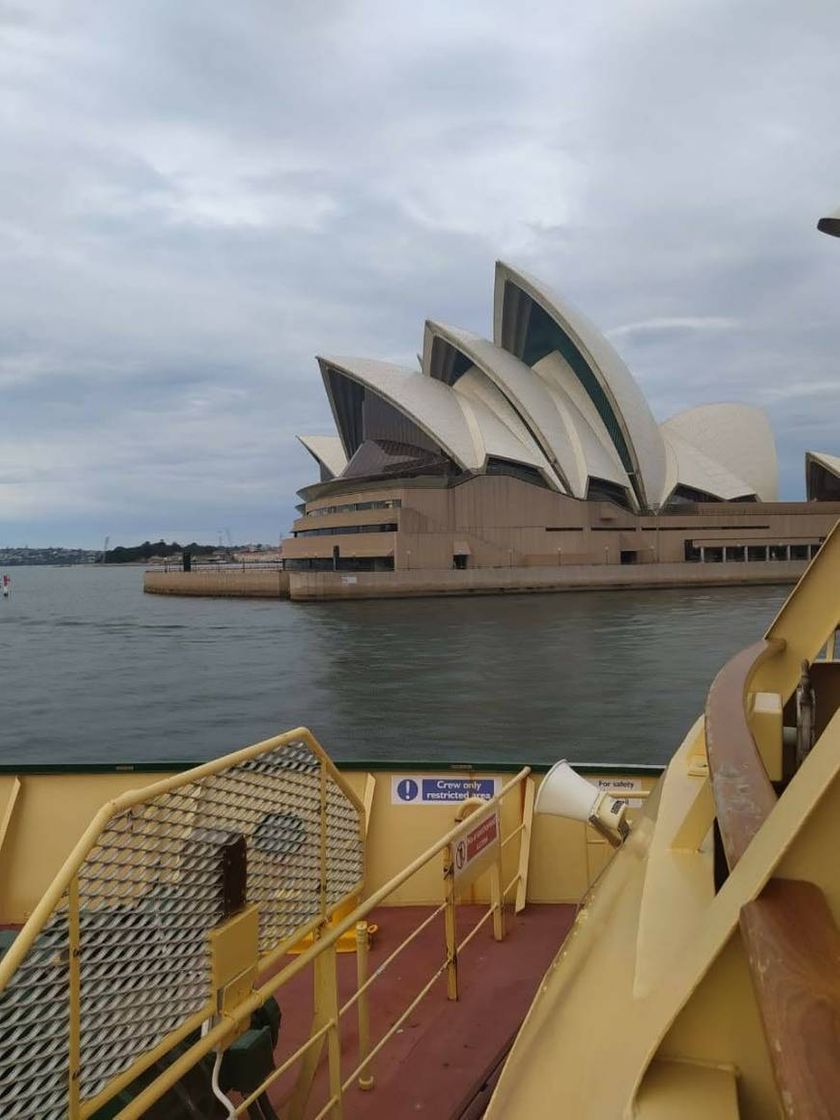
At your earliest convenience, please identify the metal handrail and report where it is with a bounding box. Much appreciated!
[235,1020,334,1116]
[151,560,286,573]
[339,958,450,1094]
[343,818,520,1092]
[338,902,447,1018]
[0,727,365,1120]
[335,782,531,1099]
[0,732,529,1120]
[705,638,784,871]
[0,727,360,990]
[117,766,531,1120]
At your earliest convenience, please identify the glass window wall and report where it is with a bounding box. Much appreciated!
[293,523,398,539]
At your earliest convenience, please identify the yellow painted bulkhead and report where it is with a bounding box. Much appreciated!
[0,763,658,925]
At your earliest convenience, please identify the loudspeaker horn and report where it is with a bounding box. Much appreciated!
[535,760,630,846]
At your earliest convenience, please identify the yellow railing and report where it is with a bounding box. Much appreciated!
[0,728,365,1120]
[118,766,533,1120]
[759,519,840,696]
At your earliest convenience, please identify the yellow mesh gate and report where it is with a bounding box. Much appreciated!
[0,729,364,1120]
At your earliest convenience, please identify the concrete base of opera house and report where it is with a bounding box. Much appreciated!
[143,560,808,603]
[143,569,291,598]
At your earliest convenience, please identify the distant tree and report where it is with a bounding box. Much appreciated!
[104,540,216,563]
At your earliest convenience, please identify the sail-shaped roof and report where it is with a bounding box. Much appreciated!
[661,404,777,503]
[532,351,636,506]
[294,266,778,513]
[660,430,756,502]
[296,435,347,480]
[493,261,667,510]
[317,356,481,470]
[317,355,563,489]
[806,451,840,501]
[423,321,585,495]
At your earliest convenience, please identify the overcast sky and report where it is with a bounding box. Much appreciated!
[2,0,839,548]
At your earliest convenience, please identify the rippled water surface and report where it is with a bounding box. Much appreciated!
[0,566,788,767]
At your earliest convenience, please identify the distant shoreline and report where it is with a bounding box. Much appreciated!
[1,561,143,568]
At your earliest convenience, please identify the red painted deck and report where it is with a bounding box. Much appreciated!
[259,902,576,1119]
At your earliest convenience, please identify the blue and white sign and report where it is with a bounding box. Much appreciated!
[395,778,420,802]
[391,775,500,805]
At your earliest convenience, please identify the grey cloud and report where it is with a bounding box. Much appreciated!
[1,0,840,546]
[607,318,739,342]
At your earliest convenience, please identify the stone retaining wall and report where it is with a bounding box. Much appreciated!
[143,560,806,602]
[287,560,807,602]
[144,569,290,598]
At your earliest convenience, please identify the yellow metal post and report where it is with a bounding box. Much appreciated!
[289,932,343,1119]
[490,844,505,942]
[443,846,459,1000]
[68,875,81,1120]
[362,773,376,836]
[324,943,343,1119]
[515,777,535,914]
[355,922,374,1090]
[0,776,21,864]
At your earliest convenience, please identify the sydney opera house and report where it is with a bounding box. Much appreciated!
[282,263,838,582]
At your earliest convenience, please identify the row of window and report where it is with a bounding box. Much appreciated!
[284,556,395,572]
[308,499,402,517]
[292,523,398,539]
[684,542,822,563]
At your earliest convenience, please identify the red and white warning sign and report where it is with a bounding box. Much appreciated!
[452,810,500,883]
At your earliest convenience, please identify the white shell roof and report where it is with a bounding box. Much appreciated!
[661,430,756,501]
[493,261,667,510]
[296,435,347,479]
[317,355,563,489]
[532,351,636,504]
[661,403,778,502]
[450,367,564,490]
[317,356,483,471]
[423,321,582,495]
[807,450,840,477]
[298,268,780,514]
[805,451,840,500]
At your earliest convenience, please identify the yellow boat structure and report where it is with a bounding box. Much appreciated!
[1,522,838,1118]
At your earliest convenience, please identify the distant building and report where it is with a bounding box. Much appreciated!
[282,262,839,576]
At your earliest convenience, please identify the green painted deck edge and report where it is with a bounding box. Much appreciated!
[0,759,665,776]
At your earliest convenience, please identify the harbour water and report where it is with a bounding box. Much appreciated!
[0,565,788,768]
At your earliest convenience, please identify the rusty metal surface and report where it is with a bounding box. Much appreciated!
[705,639,781,870]
[741,878,840,1119]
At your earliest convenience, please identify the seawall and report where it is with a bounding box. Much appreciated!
[287,560,807,601]
[144,569,290,598]
[144,559,807,601]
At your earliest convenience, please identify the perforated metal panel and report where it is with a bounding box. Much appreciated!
[0,733,364,1119]
[325,773,366,908]
[0,912,70,1119]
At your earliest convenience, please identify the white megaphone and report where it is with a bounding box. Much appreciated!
[535,760,630,847]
